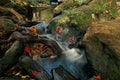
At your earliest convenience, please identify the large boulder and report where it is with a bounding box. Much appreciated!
[0,17,16,57]
[83,19,120,80]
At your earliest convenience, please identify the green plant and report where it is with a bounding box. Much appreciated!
[102,3,109,11]
[74,11,92,26]
[64,6,92,26]
[64,7,77,16]
[93,4,102,13]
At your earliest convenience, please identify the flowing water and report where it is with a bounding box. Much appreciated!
[33,9,88,79]
[35,34,88,80]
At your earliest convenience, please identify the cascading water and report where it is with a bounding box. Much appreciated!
[37,48,88,80]
[34,21,88,80]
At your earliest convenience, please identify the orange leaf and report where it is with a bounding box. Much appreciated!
[108,0,112,5]
[96,74,101,80]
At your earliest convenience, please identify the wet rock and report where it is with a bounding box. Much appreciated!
[0,40,24,75]
[83,19,120,80]
[0,17,16,57]
[0,17,15,31]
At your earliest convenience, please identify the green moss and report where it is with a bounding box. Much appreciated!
[64,7,92,27]
[92,0,118,21]
[0,18,15,31]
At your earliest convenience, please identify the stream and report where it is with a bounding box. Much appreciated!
[34,21,88,80]
[36,48,87,80]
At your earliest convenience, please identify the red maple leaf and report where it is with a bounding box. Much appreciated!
[32,71,38,76]
[68,36,75,41]
[54,27,62,33]
[96,74,101,80]
[24,46,30,53]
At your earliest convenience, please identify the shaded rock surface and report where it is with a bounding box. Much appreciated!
[0,17,15,31]
[83,19,120,80]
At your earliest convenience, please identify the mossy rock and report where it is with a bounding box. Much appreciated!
[83,19,120,80]
[0,41,24,75]
[0,17,16,31]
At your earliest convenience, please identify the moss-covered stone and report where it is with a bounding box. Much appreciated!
[49,0,118,31]
[0,17,15,31]
[83,19,120,80]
